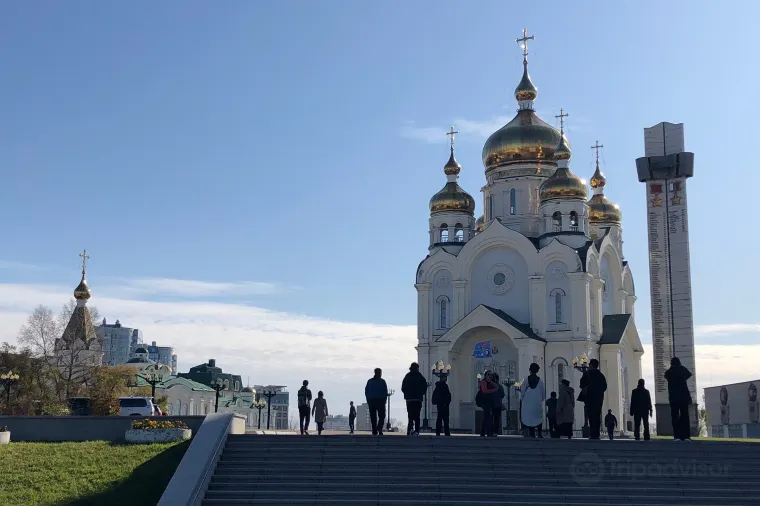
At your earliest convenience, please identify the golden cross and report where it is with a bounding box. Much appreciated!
[516,29,534,61]
[445,126,458,152]
[591,140,604,163]
[555,109,569,134]
[79,249,89,276]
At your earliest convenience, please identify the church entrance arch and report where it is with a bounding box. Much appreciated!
[449,326,519,433]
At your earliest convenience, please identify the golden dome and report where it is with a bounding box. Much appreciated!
[430,182,475,215]
[514,62,537,102]
[588,194,622,224]
[590,164,607,189]
[555,134,571,161]
[443,150,461,176]
[475,215,485,232]
[539,167,588,202]
[74,277,91,300]
[482,111,562,172]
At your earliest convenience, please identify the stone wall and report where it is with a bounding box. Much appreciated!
[0,415,206,442]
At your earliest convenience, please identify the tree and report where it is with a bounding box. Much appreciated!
[0,342,66,415]
[89,366,136,416]
[17,305,59,360]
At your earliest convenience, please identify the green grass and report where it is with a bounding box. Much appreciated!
[0,440,189,506]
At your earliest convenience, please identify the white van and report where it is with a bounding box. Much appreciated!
[119,397,156,416]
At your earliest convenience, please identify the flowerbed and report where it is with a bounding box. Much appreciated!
[126,419,190,444]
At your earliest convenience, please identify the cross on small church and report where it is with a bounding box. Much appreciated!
[555,109,569,134]
[445,126,458,152]
[515,29,534,60]
[79,249,89,275]
[591,140,604,163]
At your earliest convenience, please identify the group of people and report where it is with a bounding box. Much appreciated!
[295,355,695,440]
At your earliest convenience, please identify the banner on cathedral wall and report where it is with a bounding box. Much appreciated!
[473,341,493,359]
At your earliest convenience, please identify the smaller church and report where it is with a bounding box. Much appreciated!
[415,31,643,433]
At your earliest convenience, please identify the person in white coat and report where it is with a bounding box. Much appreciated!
[520,363,545,438]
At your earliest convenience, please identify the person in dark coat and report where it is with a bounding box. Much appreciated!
[664,356,693,441]
[296,380,313,435]
[630,378,653,441]
[478,371,498,437]
[401,362,428,436]
[348,401,357,434]
[604,409,618,440]
[431,376,452,436]
[579,358,607,439]
[555,380,575,439]
[365,368,389,436]
[546,392,558,438]
[492,373,505,435]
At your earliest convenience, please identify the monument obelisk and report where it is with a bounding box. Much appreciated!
[636,122,698,436]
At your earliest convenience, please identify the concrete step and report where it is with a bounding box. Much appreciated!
[203,501,750,506]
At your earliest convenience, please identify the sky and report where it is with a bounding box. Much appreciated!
[0,1,759,417]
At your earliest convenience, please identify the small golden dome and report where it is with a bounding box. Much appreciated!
[430,183,476,215]
[475,215,485,232]
[539,167,588,202]
[588,194,622,223]
[482,110,562,171]
[74,277,91,300]
[555,134,571,161]
[590,164,606,189]
[443,150,461,176]
[514,62,538,102]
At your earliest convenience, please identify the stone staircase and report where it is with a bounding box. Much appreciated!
[202,434,759,505]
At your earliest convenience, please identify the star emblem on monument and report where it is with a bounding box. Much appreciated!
[671,195,682,205]
[651,197,663,207]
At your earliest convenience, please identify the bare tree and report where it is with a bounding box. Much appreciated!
[17,305,59,360]
[58,298,101,330]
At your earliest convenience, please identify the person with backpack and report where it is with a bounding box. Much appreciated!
[348,401,357,434]
[297,380,313,435]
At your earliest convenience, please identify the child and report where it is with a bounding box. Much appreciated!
[604,409,618,440]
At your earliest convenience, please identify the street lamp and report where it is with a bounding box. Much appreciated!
[425,361,452,432]
[0,371,19,414]
[253,399,267,429]
[573,353,591,437]
[386,389,395,432]
[212,378,225,413]
[262,389,278,430]
[501,376,517,432]
[421,380,433,432]
[141,372,162,400]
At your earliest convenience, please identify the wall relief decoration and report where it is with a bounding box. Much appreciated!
[487,264,515,295]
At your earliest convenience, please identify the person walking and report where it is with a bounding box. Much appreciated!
[478,371,498,437]
[605,409,618,440]
[630,379,653,441]
[579,358,607,439]
[365,368,389,436]
[297,380,313,435]
[401,362,428,436]
[312,391,328,435]
[431,375,452,436]
[665,356,693,441]
[555,379,575,439]
[520,363,546,438]
[492,373,506,435]
[546,392,558,438]
[348,401,357,434]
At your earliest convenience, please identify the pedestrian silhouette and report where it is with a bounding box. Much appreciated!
[431,375,451,436]
[579,358,607,439]
[630,379,653,441]
[478,371,498,437]
[365,368,388,436]
[546,392,558,437]
[297,380,312,435]
[520,363,545,438]
[312,391,328,435]
[401,362,427,436]
[665,357,693,441]
[556,379,575,439]
[605,409,618,440]
[348,401,356,434]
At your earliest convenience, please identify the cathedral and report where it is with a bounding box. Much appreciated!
[415,33,643,433]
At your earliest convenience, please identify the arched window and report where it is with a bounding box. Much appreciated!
[557,363,565,384]
[438,297,449,329]
[570,211,579,230]
[454,223,464,242]
[555,292,562,323]
[510,188,516,215]
[440,224,448,242]
[552,212,562,232]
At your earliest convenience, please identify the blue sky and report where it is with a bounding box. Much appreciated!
[0,2,758,414]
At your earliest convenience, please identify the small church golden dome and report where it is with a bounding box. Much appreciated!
[74,278,91,300]
[475,215,485,232]
[539,135,587,201]
[587,157,621,223]
[443,151,461,176]
[430,183,476,215]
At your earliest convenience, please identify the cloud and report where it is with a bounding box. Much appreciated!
[695,323,760,336]
[400,116,511,144]
[110,277,287,298]
[0,260,43,271]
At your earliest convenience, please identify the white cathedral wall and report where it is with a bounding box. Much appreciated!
[469,247,530,324]
[482,177,544,236]
[430,269,453,340]
[544,260,572,333]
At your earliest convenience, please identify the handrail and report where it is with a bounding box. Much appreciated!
[189,417,231,506]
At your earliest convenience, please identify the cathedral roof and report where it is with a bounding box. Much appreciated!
[598,314,632,345]
[59,304,100,350]
[482,305,546,342]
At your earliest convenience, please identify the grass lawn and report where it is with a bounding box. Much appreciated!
[0,440,189,506]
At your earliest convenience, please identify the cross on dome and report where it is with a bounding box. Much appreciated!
[79,249,89,277]
[445,126,458,153]
[516,29,534,63]
[555,109,569,135]
[591,140,604,163]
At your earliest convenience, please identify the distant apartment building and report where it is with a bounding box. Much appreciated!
[145,341,178,373]
[254,385,290,430]
[356,403,371,431]
[95,319,141,366]
[324,414,350,431]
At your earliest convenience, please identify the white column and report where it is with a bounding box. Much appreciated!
[452,280,467,324]
[600,346,623,425]
[529,276,545,335]
[415,283,432,344]
[591,279,603,331]
[568,272,591,337]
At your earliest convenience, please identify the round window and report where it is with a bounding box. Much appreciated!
[493,272,506,286]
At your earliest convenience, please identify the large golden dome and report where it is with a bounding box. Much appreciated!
[430,182,476,215]
[482,62,562,172]
[588,163,621,223]
[539,136,587,201]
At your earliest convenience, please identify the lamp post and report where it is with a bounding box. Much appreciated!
[212,378,225,413]
[386,389,395,432]
[514,381,522,433]
[421,380,433,432]
[428,361,452,433]
[253,399,267,429]
[573,353,590,438]
[0,371,19,415]
[262,389,278,430]
[501,376,517,432]
[142,372,161,400]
